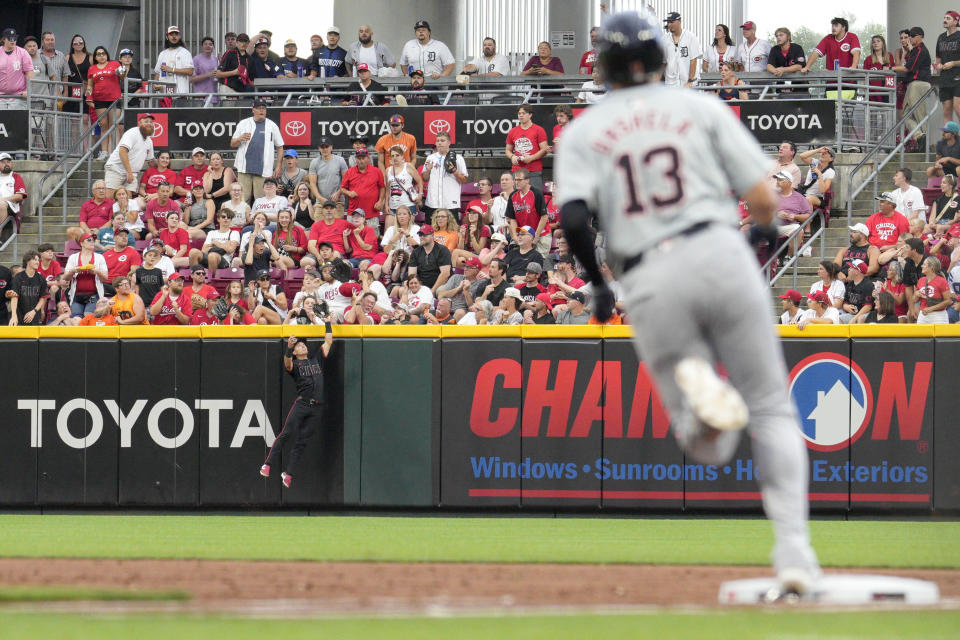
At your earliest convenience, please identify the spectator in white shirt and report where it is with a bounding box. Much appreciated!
[399,20,455,78]
[424,131,469,218]
[576,69,605,104]
[735,21,772,72]
[892,167,928,220]
[153,25,194,96]
[663,12,702,87]
[798,290,840,328]
[461,37,511,76]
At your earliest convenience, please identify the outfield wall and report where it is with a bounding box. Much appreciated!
[0,325,957,513]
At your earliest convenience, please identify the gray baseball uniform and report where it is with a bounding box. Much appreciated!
[556,86,819,579]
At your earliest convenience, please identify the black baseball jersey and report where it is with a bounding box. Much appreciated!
[289,349,327,404]
[134,266,164,306]
[11,270,47,324]
[767,43,806,69]
[937,30,960,86]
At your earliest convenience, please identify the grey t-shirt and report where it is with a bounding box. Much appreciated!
[244,120,266,177]
[555,308,591,325]
[308,153,348,201]
[437,273,468,312]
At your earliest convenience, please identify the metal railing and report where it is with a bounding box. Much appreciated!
[36,99,123,250]
[760,209,827,290]
[845,84,940,228]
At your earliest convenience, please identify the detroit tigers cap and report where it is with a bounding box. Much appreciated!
[318,136,332,146]
[806,291,829,304]
[875,192,897,204]
[778,289,802,303]
[664,12,681,23]
[414,20,431,31]
[568,291,586,304]
[909,26,924,38]
[848,223,869,236]
[2,28,18,40]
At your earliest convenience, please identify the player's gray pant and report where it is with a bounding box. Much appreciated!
[620,225,819,577]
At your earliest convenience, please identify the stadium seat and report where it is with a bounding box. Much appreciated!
[63,239,81,255]
[922,188,940,207]
[813,189,833,227]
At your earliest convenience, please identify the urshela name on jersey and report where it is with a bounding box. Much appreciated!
[585,110,692,153]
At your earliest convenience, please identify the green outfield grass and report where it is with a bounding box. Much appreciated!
[0,587,189,602]
[0,515,956,568]
[0,610,957,640]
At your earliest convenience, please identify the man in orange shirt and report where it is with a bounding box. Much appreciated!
[79,296,118,326]
[375,114,417,178]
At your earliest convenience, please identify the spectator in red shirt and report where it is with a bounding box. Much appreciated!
[139,151,179,207]
[465,176,495,219]
[36,243,63,294]
[273,207,309,270]
[176,147,209,198]
[142,181,182,238]
[183,262,217,310]
[915,256,953,323]
[802,17,861,72]
[225,303,257,325]
[343,209,378,269]
[67,180,114,243]
[149,272,192,324]
[551,105,573,148]
[308,201,351,260]
[866,192,911,249]
[343,290,381,325]
[159,211,197,268]
[102,226,142,287]
[340,147,386,229]
[190,289,222,325]
[451,204,490,268]
[505,104,549,192]
[579,27,599,74]
[506,168,551,257]
[547,254,585,305]
[85,46,124,158]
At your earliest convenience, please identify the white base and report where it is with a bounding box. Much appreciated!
[718,574,940,605]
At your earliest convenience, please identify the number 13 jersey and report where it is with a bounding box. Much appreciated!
[555,85,773,259]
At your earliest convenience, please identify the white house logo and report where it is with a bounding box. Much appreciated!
[429,118,451,135]
[787,353,873,452]
[285,119,307,138]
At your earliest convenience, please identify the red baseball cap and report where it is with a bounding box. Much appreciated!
[167,272,184,282]
[778,289,801,303]
[536,292,553,309]
[806,291,829,304]
[79,232,95,242]
[948,11,960,21]
[741,21,756,29]
[356,62,370,71]
[137,112,154,121]
[464,257,482,269]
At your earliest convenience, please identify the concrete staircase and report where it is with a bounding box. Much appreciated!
[768,155,932,302]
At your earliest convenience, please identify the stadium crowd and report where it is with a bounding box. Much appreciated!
[3,9,960,327]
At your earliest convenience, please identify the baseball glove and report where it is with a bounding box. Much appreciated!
[444,150,458,174]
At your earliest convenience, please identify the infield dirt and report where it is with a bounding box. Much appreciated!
[0,559,957,612]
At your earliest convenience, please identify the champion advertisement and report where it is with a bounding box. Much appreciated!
[0,109,28,152]
[441,338,935,510]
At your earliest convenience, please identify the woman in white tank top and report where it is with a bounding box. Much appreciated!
[385,145,423,232]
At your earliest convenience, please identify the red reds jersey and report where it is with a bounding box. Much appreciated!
[506,188,550,236]
[103,246,141,280]
[190,308,219,325]
[507,123,547,173]
[814,32,861,69]
[37,260,62,283]
[178,164,209,191]
[865,211,909,248]
[150,291,191,324]
[140,168,179,194]
[160,227,189,252]
[87,61,122,101]
[579,49,596,74]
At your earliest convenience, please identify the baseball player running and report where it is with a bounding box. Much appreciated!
[260,322,333,488]
[556,10,820,598]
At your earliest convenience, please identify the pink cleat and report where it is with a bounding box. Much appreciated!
[281,472,292,488]
[260,464,270,477]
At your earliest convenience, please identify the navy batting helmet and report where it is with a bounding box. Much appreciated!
[597,10,669,85]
